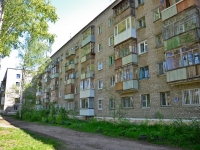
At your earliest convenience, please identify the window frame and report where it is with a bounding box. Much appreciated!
[160,92,171,107]
[98,61,103,70]
[155,34,163,47]
[141,94,150,108]
[121,97,133,108]
[182,89,200,106]
[157,62,167,75]
[139,66,149,79]
[110,76,115,86]
[98,99,103,110]
[138,17,146,29]
[153,8,161,21]
[108,55,114,66]
[16,74,20,79]
[138,40,147,54]
[98,80,103,89]
[98,25,103,34]
[109,98,115,109]
[98,43,103,52]
[108,35,114,46]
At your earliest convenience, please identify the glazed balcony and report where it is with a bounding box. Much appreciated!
[115,79,138,93]
[164,28,200,51]
[64,94,74,100]
[64,78,74,85]
[66,49,75,58]
[81,71,95,80]
[65,64,75,72]
[80,89,94,99]
[115,58,122,69]
[51,73,59,79]
[166,64,200,85]
[161,0,199,21]
[113,7,135,25]
[80,109,94,116]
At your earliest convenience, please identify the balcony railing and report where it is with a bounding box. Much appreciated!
[161,0,198,21]
[51,73,59,79]
[66,49,75,58]
[44,88,50,93]
[80,109,94,116]
[115,79,138,92]
[80,89,94,99]
[166,64,200,84]
[43,98,49,103]
[51,85,58,91]
[64,79,74,85]
[81,35,95,47]
[44,77,51,83]
[65,64,75,71]
[64,94,74,100]
[81,54,95,63]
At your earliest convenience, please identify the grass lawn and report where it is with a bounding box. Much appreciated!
[0,127,65,150]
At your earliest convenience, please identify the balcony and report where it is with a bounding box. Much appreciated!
[1,97,5,105]
[44,88,50,93]
[51,85,58,91]
[81,71,94,80]
[64,94,74,100]
[65,84,74,94]
[166,64,200,85]
[43,98,49,103]
[36,100,41,105]
[45,68,51,73]
[81,54,95,63]
[80,109,94,116]
[81,35,95,47]
[122,54,138,66]
[44,77,50,83]
[36,91,42,96]
[115,58,122,69]
[66,49,75,58]
[64,79,74,85]
[115,80,138,93]
[164,28,200,51]
[161,0,199,21]
[80,89,94,98]
[65,64,75,71]
[51,73,59,79]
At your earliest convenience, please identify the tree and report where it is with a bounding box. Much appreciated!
[18,34,51,118]
[0,0,58,56]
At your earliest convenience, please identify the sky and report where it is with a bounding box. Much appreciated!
[0,0,114,81]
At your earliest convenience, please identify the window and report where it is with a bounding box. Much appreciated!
[183,89,200,105]
[121,97,133,108]
[98,25,102,34]
[155,34,163,47]
[15,98,20,103]
[109,99,115,109]
[108,17,114,27]
[98,99,103,110]
[108,35,114,46]
[14,105,18,110]
[74,87,77,94]
[75,56,79,64]
[138,41,147,54]
[68,102,73,110]
[59,91,62,98]
[61,54,63,61]
[80,78,93,90]
[16,82,20,87]
[98,80,103,89]
[59,67,62,73]
[140,66,149,79]
[110,76,115,86]
[166,44,200,70]
[98,43,103,52]
[98,61,103,70]
[158,62,167,75]
[138,0,144,5]
[153,8,161,21]
[74,71,78,79]
[141,94,150,108]
[16,74,20,79]
[138,17,146,28]
[160,92,171,106]
[118,20,126,34]
[108,55,114,66]
[81,99,88,108]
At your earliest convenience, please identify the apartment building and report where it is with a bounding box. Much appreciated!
[0,68,22,114]
[36,0,200,119]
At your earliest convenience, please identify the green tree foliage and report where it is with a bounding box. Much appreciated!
[0,0,58,56]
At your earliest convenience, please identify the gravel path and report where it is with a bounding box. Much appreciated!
[1,116,182,150]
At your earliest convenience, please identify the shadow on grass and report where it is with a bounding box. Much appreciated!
[1,115,67,150]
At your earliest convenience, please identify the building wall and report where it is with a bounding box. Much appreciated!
[38,0,200,119]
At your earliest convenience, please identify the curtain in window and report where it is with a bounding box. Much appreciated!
[123,69,126,80]
[183,90,190,104]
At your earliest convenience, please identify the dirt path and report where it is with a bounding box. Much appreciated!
[1,116,182,150]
